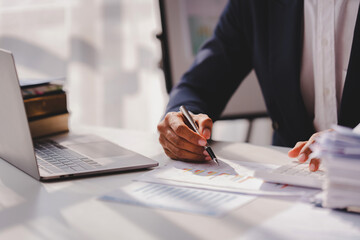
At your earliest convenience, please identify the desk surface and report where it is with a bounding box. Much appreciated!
[0,126,359,240]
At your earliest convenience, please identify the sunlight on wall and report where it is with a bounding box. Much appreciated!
[0,0,168,132]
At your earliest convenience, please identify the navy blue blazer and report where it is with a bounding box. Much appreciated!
[166,0,360,147]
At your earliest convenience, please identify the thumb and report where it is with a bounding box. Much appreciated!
[194,114,213,140]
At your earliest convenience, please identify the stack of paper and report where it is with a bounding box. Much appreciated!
[101,144,320,217]
[311,125,360,209]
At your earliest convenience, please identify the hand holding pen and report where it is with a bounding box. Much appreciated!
[179,106,219,165]
[157,106,217,163]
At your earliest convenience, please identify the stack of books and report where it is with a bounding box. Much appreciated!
[311,125,360,211]
[20,78,69,138]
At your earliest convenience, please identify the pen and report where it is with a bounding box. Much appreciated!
[179,105,219,165]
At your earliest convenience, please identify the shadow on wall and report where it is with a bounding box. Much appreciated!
[0,34,154,128]
[70,37,98,70]
[0,36,66,77]
[0,0,165,131]
[0,36,101,76]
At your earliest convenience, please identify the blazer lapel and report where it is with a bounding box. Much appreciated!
[339,4,360,128]
[268,0,315,142]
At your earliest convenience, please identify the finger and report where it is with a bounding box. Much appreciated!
[159,134,205,161]
[161,138,180,160]
[194,114,213,140]
[297,134,320,162]
[299,132,322,155]
[297,147,312,163]
[289,132,320,162]
[299,139,315,156]
[160,131,204,155]
[164,148,177,160]
[309,158,320,172]
[161,136,207,161]
[167,113,207,146]
[157,118,166,133]
[288,141,310,163]
[288,141,307,158]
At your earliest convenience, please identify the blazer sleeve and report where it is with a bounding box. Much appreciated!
[165,0,253,120]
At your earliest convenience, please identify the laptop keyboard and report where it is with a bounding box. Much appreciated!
[273,162,325,180]
[35,140,102,174]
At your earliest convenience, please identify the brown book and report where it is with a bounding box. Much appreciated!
[24,92,67,119]
[28,113,69,138]
[21,83,64,99]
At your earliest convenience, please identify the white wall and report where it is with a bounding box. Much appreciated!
[0,0,272,144]
[0,0,168,132]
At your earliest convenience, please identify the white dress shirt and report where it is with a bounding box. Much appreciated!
[301,0,360,131]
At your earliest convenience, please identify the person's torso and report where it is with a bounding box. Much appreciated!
[236,0,360,146]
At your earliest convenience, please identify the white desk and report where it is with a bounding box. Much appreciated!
[0,126,359,240]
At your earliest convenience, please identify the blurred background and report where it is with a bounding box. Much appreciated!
[0,0,166,132]
[0,0,273,144]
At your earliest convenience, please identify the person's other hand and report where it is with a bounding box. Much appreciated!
[288,130,330,172]
[157,111,213,162]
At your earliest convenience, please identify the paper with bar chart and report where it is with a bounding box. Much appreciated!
[101,182,255,217]
[138,159,318,196]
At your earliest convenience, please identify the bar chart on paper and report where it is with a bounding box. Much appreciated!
[139,159,318,196]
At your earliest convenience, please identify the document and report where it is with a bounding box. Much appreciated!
[311,125,360,209]
[19,77,65,87]
[100,182,254,217]
[138,159,318,196]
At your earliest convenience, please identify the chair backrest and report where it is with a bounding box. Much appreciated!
[158,0,268,119]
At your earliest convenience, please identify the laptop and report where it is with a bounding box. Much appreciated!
[0,49,158,181]
[254,161,325,189]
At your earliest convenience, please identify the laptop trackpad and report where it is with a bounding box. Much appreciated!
[67,141,133,159]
